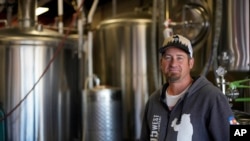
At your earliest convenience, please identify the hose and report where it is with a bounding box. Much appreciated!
[201,0,223,77]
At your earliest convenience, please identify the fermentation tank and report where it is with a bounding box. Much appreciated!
[0,0,83,140]
[0,27,82,141]
[93,11,159,140]
[83,85,122,141]
[219,0,249,72]
[218,0,250,120]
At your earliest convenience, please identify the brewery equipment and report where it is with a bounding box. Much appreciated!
[93,11,159,140]
[83,84,122,141]
[0,0,82,140]
[0,26,82,141]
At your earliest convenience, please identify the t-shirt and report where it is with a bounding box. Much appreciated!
[166,85,191,110]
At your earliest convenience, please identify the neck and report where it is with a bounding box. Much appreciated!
[167,77,193,95]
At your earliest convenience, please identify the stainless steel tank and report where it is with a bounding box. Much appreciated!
[0,27,82,141]
[93,11,159,140]
[219,0,249,71]
[83,85,122,141]
[216,0,250,114]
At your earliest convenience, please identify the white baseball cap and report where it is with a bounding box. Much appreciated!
[159,34,193,58]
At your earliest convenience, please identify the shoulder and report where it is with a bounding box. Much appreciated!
[144,87,165,110]
[188,76,228,101]
[148,88,162,102]
[190,76,222,94]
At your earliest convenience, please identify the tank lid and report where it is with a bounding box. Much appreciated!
[0,26,63,39]
[98,11,152,26]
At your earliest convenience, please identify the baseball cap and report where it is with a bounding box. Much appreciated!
[159,34,193,58]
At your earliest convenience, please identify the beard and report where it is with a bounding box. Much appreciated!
[167,73,181,83]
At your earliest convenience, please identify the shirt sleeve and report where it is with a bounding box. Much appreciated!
[208,93,234,141]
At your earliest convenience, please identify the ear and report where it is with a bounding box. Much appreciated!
[189,58,194,69]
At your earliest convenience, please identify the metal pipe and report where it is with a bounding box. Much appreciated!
[6,0,15,27]
[77,0,85,58]
[87,0,99,88]
[151,0,160,89]
[58,0,64,34]
[201,0,222,76]
[87,0,98,24]
[165,0,169,20]
[158,0,165,84]
[84,74,100,90]
[18,0,36,28]
[112,0,117,17]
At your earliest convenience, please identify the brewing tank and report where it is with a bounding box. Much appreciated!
[218,0,250,119]
[219,0,249,71]
[93,11,159,140]
[83,85,122,141]
[0,26,82,141]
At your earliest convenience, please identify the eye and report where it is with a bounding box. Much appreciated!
[177,56,184,61]
[163,55,172,60]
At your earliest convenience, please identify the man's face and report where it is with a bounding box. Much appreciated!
[160,47,194,83]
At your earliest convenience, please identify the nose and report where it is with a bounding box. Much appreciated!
[169,58,178,66]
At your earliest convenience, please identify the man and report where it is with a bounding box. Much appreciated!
[140,34,236,141]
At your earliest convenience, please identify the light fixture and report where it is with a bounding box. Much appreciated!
[36,7,49,16]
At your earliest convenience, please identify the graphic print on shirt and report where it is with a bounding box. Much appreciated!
[171,114,193,141]
[150,115,161,141]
